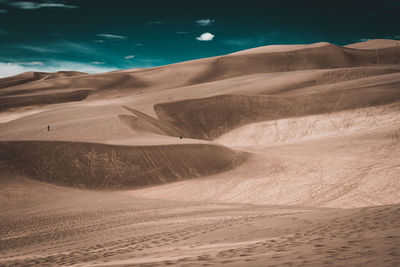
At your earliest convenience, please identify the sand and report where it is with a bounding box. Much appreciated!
[0,39,400,266]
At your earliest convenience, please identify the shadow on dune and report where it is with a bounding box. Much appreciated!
[0,141,247,188]
[0,90,90,112]
[155,85,400,140]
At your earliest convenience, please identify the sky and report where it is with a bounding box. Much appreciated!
[0,0,399,77]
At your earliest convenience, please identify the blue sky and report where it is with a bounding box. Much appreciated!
[0,0,399,77]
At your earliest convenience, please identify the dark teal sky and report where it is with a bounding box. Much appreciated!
[0,0,399,77]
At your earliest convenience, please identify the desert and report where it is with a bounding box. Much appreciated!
[1,38,400,266]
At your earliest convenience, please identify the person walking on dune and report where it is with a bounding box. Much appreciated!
[47,125,50,131]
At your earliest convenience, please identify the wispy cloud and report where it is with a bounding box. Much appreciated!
[223,34,273,48]
[224,39,255,46]
[91,61,105,65]
[0,61,117,78]
[96,33,127,40]
[15,45,57,53]
[125,55,135,59]
[196,32,214,41]
[15,61,43,66]
[147,21,163,24]
[384,35,400,39]
[9,2,78,10]
[136,58,163,67]
[196,19,215,26]
[93,39,105,43]
[15,41,100,55]
[176,31,189,34]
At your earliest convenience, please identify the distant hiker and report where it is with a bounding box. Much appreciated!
[180,135,183,140]
[48,125,50,131]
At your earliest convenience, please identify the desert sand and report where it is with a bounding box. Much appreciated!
[0,39,399,266]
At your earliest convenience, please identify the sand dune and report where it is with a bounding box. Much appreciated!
[345,39,400,49]
[1,39,400,266]
[0,176,399,266]
[155,85,400,139]
[0,70,86,89]
[1,40,400,112]
[0,141,245,188]
[1,38,399,202]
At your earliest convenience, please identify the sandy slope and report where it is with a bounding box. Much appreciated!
[0,176,399,266]
[0,141,245,188]
[0,39,400,266]
[344,39,400,49]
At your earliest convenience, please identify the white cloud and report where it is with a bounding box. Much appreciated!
[196,32,214,41]
[135,43,143,46]
[96,33,127,40]
[91,61,105,65]
[0,61,117,78]
[125,55,135,59]
[9,2,78,9]
[196,19,215,26]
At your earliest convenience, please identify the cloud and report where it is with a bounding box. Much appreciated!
[91,61,105,65]
[176,31,189,34]
[384,35,400,40]
[96,33,127,40]
[15,45,57,53]
[196,32,214,41]
[196,19,215,26]
[0,9,7,13]
[125,55,135,59]
[136,58,163,67]
[93,39,105,43]
[223,33,275,48]
[0,61,117,78]
[9,2,78,10]
[15,41,100,55]
[224,39,255,46]
[15,61,43,66]
[135,43,143,46]
[61,41,98,54]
